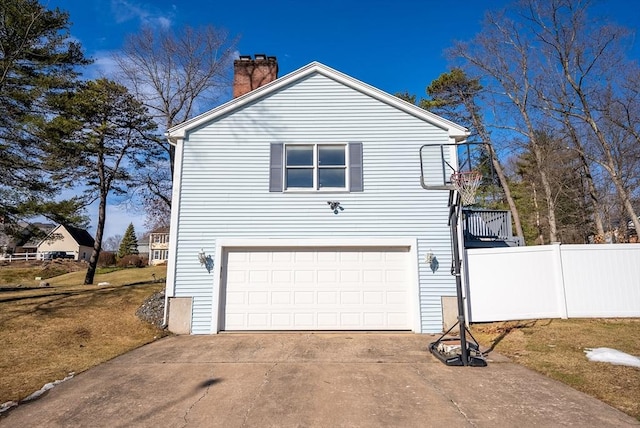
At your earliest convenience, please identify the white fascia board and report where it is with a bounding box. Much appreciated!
[166,62,469,142]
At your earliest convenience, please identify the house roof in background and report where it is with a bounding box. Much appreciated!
[18,223,57,248]
[150,227,170,234]
[63,225,95,247]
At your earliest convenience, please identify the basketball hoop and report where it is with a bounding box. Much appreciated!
[451,170,482,206]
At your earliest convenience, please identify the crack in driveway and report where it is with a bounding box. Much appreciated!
[180,376,214,427]
[411,364,477,427]
[241,362,279,428]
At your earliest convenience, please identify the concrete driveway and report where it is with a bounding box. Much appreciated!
[2,333,638,427]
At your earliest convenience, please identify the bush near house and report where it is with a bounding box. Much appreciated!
[98,251,116,267]
[116,255,145,268]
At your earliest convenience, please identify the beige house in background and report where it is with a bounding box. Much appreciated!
[149,227,170,265]
[38,225,95,261]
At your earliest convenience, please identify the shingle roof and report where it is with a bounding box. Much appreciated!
[64,225,95,247]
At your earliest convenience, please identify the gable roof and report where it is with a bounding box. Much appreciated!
[167,61,469,143]
[64,225,95,247]
[41,224,94,248]
[17,222,57,248]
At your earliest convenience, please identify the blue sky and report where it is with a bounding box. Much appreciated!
[47,0,639,238]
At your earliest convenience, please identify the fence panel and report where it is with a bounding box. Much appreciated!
[466,244,640,322]
[560,244,640,317]
[0,252,44,262]
[465,246,563,322]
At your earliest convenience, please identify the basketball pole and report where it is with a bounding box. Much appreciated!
[420,142,487,367]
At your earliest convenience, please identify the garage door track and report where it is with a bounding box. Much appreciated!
[3,333,638,427]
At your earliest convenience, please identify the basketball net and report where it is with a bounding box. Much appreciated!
[451,170,482,206]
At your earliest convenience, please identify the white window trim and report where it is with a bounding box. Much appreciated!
[284,143,350,191]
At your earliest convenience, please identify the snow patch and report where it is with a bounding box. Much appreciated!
[584,348,640,368]
[0,401,18,414]
[0,373,75,415]
[22,373,75,402]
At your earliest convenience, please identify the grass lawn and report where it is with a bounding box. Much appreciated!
[0,265,168,405]
[472,319,640,420]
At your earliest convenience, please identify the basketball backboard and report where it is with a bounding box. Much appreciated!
[419,141,491,189]
[419,141,493,205]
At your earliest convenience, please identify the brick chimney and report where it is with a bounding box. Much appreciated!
[233,54,278,98]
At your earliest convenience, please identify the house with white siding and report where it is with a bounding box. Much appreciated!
[165,55,468,334]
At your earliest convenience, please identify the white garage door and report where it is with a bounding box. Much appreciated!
[221,247,412,330]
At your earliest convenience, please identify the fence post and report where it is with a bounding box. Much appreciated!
[551,242,569,319]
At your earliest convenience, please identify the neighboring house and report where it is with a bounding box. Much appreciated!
[149,227,170,265]
[164,55,469,335]
[1,222,57,255]
[38,225,95,261]
[138,241,150,260]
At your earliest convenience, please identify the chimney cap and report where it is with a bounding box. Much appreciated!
[239,55,251,61]
[254,53,267,61]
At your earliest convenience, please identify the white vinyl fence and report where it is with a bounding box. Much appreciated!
[0,252,45,262]
[465,243,640,322]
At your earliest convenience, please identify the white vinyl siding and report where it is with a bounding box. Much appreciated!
[172,72,456,334]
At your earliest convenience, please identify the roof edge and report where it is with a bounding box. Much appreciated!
[166,61,469,141]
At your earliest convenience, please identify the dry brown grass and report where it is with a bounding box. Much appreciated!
[472,319,640,420]
[0,265,168,404]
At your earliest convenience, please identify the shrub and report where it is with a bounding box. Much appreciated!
[98,251,117,267]
[116,254,144,268]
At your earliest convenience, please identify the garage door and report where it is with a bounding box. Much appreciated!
[221,247,412,330]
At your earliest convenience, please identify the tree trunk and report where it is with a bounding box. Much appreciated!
[532,183,544,245]
[532,144,558,243]
[467,103,525,243]
[563,117,605,236]
[84,191,107,285]
[486,144,525,240]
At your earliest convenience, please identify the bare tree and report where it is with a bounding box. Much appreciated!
[525,0,640,232]
[422,68,525,242]
[449,0,640,242]
[114,25,238,225]
[450,10,561,242]
[103,234,123,252]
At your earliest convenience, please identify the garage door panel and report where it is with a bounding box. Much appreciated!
[222,247,411,331]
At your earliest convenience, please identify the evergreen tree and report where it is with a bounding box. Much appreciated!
[117,223,139,258]
[44,78,159,284]
[0,0,90,228]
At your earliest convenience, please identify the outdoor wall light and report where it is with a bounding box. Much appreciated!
[198,248,214,273]
[425,249,439,274]
[425,250,434,264]
[327,201,344,214]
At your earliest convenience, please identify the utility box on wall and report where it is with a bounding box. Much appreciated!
[442,296,460,334]
[167,297,193,335]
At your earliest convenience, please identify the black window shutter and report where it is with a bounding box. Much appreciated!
[349,142,363,192]
[269,143,284,192]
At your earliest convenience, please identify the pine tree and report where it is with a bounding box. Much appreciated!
[43,78,159,284]
[118,223,139,259]
[1,0,90,228]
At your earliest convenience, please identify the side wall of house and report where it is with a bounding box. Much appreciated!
[172,73,456,334]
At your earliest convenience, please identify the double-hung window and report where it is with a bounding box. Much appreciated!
[270,142,363,192]
[285,144,347,190]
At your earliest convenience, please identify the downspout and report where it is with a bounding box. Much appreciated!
[162,135,182,328]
